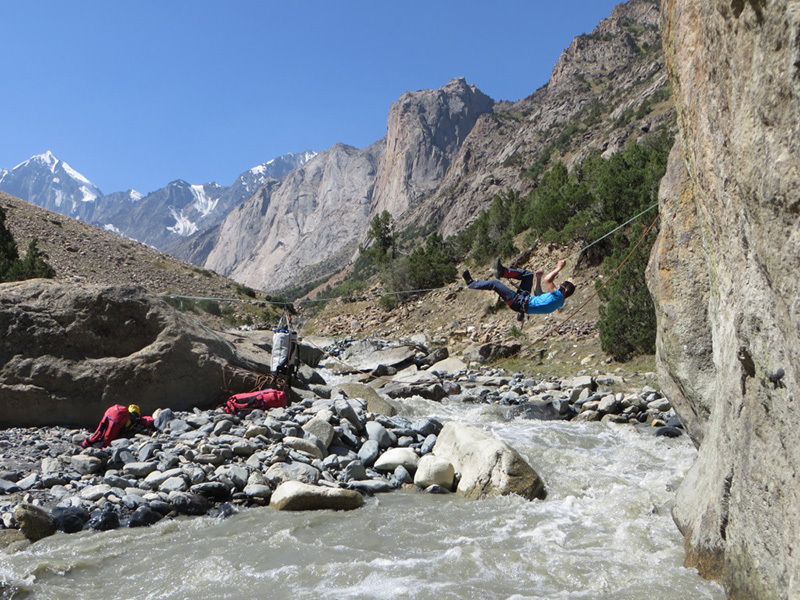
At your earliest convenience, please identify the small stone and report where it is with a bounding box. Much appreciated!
[70,455,103,475]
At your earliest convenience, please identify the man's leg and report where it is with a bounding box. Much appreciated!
[504,267,535,294]
[468,279,517,303]
[493,259,538,293]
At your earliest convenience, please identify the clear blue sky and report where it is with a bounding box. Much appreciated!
[2,1,621,195]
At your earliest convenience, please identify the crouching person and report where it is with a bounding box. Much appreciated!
[80,404,155,448]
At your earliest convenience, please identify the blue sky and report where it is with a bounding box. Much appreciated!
[2,1,621,195]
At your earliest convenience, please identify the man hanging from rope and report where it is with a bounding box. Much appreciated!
[462,258,575,317]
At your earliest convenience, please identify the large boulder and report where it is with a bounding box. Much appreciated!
[0,280,271,427]
[270,481,364,511]
[433,422,546,501]
[648,2,800,598]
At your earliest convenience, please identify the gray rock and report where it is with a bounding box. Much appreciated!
[433,422,546,500]
[159,476,189,493]
[414,454,455,490]
[128,506,163,528]
[154,408,175,430]
[597,395,619,414]
[365,421,395,449]
[169,492,209,516]
[79,484,112,501]
[123,462,159,478]
[0,479,21,494]
[341,461,367,482]
[357,440,380,467]
[51,506,90,533]
[302,417,335,449]
[0,281,271,427]
[333,398,363,430]
[243,483,272,500]
[265,462,321,486]
[270,481,364,511]
[283,436,324,460]
[70,454,103,475]
[374,448,419,473]
[347,479,392,494]
[16,473,39,490]
[420,434,437,455]
[190,481,232,501]
[393,465,413,485]
[215,465,249,490]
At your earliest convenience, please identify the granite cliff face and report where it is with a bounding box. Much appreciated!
[370,78,494,219]
[647,1,800,597]
[205,142,383,290]
[204,77,492,291]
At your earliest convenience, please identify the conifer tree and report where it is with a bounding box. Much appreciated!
[0,205,55,282]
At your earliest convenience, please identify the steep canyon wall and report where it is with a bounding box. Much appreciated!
[648,0,800,597]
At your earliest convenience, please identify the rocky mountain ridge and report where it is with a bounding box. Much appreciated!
[202,0,672,293]
[0,150,316,260]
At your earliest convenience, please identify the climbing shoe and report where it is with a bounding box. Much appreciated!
[493,258,505,279]
[462,270,474,285]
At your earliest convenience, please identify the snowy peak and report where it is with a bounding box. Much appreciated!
[237,151,317,194]
[0,150,103,215]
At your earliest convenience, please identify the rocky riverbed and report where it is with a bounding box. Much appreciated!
[0,334,683,551]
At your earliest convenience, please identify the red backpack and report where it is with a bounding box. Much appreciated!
[223,389,286,414]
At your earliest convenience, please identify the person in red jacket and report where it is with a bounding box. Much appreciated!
[80,404,155,448]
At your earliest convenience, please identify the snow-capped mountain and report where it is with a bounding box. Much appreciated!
[0,151,103,216]
[0,150,316,256]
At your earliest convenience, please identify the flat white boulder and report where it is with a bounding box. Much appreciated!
[429,356,467,375]
[433,422,546,500]
[270,481,364,511]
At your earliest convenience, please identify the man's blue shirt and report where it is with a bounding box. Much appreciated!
[525,289,565,314]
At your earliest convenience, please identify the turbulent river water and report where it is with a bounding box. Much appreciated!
[1,394,726,600]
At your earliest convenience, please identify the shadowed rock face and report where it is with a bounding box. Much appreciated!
[648,1,800,597]
[0,280,270,428]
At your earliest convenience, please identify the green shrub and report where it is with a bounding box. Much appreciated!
[197,299,222,316]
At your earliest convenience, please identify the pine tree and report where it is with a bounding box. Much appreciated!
[0,205,21,281]
[0,205,55,282]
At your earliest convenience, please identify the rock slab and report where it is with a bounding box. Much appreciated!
[270,481,364,511]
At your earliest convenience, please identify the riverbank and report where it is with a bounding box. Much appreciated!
[0,346,684,546]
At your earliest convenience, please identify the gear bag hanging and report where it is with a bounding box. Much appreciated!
[271,312,298,376]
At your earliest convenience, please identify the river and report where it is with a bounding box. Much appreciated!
[1,394,725,600]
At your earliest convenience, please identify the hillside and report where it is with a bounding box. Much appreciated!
[0,192,283,328]
[301,239,656,382]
